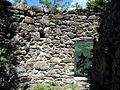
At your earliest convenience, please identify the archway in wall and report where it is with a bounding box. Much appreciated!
[74,39,93,77]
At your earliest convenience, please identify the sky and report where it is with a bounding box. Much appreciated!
[9,0,88,9]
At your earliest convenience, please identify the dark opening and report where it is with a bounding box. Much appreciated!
[40,30,45,38]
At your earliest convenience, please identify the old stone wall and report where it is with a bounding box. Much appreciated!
[4,3,99,84]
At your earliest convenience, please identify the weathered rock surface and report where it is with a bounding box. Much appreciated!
[24,16,34,24]
[34,61,48,70]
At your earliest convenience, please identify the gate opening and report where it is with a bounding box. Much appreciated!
[74,40,93,77]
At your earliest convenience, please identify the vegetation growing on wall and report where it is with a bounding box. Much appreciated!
[27,82,79,90]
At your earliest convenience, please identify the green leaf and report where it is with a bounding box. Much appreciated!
[72,2,81,9]
[39,0,52,7]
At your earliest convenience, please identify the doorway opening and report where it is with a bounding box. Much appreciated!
[74,40,93,77]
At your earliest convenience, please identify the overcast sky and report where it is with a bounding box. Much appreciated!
[9,0,88,8]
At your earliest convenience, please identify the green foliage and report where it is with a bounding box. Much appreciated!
[16,84,24,90]
[39,0,52,8]
[0,48,14,64]
[75,40,93,58]
[35,84,46,90]
[0,19,8,31]
[74,40,93,76]
[29,83,79,90]
[0,20,5,28]
[72,2,81,10]
[39,0,70,13]
[0,20,14,65]
[87,0,107,11]
[71,83,78,90]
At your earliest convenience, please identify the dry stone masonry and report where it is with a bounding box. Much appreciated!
[6,3,100,84]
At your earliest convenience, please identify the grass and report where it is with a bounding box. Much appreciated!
[27,82,79,90]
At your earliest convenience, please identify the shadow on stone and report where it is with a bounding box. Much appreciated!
[90,0,120,90]
[0,1,19,90]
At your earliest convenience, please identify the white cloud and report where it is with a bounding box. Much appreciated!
[71,0,88,9]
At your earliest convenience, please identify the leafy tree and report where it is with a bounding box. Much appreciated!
[39,0,52,8]
[39,0,70,13]
[87,0,107,11]
[72,2,81,10]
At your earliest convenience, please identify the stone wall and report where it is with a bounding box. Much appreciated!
[5,3,99,84]
[91,0,120,90]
